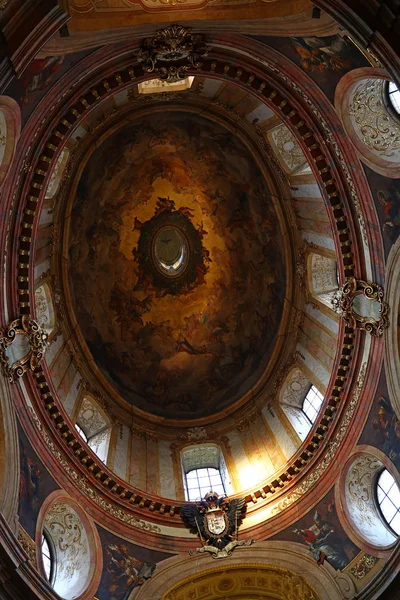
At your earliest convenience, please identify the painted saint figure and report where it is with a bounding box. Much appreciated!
[293,509,349,570]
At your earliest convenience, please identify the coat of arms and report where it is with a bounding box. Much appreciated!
[181,491,255,559]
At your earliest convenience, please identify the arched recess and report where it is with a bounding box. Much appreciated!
[45,147,70,199]
[307,251,339,309]
[34,279,56,339]
[181,443,233,500]
[72,393,112,464]
[0,372,20,532]
[0,96,21,187]
[335,445,400,557]
[384,234,400,421]
[279,366,317,442]
[335,67,400,178]
[129,541,355,600]
[35,490,102,600]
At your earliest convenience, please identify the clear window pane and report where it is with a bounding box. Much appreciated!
[41,532,53,583]
[75,423,88,443]
[302,385,324,424]
[184,467,226,501]
[377,469,400,535]
[388,81,400,115]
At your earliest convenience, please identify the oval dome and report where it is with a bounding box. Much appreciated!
[68,112,286,419]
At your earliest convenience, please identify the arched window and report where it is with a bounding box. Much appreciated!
[280,369,323,441]
[41,530,55,585]
[387,81,400,116]
[74,395,111,464]
[340,451,400,550]
[185,467,226,501]
[181,444,233,501]
[37,492,102,599]
[302,385,324,424]
[377,468,400,535]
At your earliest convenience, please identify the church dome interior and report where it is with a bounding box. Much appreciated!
[0,1,400,599]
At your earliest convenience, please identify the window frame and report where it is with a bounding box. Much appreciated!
[375,468,400,537]
[184,466,227,502]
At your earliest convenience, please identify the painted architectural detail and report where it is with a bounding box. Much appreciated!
[17,525,36,563]
[349,79,400,158]
[281,369,310,407]
[43,502,90,599]
[344,453,397,547]
[46,148,70,199]
[269,124,310,174]
[280,367,313,442]
[78,396,108,438]
[35,283,55,336]
[349,553,379,580]
[76,396,111,463]
[181,445,220,472]
[310,254,337,295]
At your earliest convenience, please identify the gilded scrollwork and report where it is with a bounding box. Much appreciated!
[346,455,380,528]
[349,79,400,157]
[349,553,379,580]
[138,25,208,83]
[0,316,48,382]
[17,525,36,563]
[332,277,389,336]
[44,502,88,581]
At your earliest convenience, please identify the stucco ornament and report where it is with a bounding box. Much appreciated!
[187,426,208,441]
[181,491,254,559]
[138,25,208,83]
[349,78,400,157]
[332,277,389,336]
[0,315,48,381]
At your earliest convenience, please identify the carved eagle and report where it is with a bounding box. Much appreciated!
[180,492,247,551]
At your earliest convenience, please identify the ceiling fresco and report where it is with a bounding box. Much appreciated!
[68,112,286,419]
[252,34,369,103]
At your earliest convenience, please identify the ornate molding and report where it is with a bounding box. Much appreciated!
[0,316,48,382]
[138,25,208,83]
[349,79,400,157]
[349,552,379,580]
[332,277,389,336]
[17,525,36,564]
